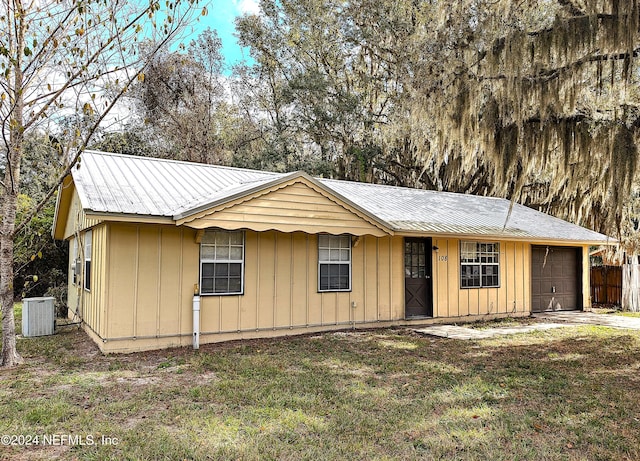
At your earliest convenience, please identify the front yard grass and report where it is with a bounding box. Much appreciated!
[1,309,640,460]
[616,312,640,318]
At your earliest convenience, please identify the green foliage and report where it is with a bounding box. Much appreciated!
[91,126,157,157]
[8,133,68,305]
[13,193,68,303]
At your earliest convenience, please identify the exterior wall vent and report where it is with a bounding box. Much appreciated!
[22,297,55,337]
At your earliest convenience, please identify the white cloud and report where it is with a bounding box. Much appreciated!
[236,0,260,15]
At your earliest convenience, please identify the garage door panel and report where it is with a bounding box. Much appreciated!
[551,265,564,277]
[540,280,554,293]
[532,280,541,294]
[531,246,581,313]
[562,280,574,293]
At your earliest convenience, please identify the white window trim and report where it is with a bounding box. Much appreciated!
[460,241,500,289]
[84,230,92,292]
[318,234,352,292]
[199,230,245,296]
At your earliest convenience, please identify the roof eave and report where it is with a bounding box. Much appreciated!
[85,211,175,225]
[395,229,616,245]
[51,175,74,240]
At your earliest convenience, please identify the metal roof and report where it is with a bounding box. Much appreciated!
[73,150,284,217]
[71,150,612,243]
[318,179,611,243]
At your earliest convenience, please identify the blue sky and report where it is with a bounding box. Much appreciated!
[184,0,259,69]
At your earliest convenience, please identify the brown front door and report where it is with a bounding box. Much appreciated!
[405,238,433,318]
[531,246,582,313]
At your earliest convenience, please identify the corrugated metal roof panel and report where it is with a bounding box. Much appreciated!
[387,221,534,238]
[319,179,610,243]
[72,151,612,243]
[73,150,283,217]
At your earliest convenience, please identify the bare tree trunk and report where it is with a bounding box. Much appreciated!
[1,141,23,366]
[0,0,198,368]
[1,3,25,367]
[1,185,22,367]
[622,257,640,312]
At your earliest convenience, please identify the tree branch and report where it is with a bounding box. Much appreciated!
[472,47,640,83]
[526,13,617,37]
[21,6,77,76]
[12,24,184,237]
[21,4,155,132]
[557,0,586,17]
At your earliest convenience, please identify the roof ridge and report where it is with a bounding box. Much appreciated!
[319,177,509,202]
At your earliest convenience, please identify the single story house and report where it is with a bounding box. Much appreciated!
[52,150,613,353]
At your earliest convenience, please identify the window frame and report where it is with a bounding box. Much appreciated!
[459,241,500,289]
[84,230,92,291]
[71,237,79,286]
[317,234,352,292]
[199,230,245,296]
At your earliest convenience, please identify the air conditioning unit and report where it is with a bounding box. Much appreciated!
[22,297,55,337]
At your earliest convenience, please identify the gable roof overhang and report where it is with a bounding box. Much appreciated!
[52,174,75,240]
[174,171,395,237]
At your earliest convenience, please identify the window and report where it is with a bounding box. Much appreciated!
[405,239,427,278]
[460,241,499,288]
[71,237,79,285]
[200,230,244,295]
[84,230,92,291]
[318,234,351,292]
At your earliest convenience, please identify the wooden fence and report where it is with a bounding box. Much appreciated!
[590,265,622,305]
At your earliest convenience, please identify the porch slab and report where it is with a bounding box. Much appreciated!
[533,311,640,330]
[415,311,640,340]
[414,322,570,340]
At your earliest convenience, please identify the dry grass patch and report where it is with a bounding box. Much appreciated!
[1,308,640,460]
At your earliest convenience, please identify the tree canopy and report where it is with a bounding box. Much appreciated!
[117,0,640,246]
[233,0,640,234]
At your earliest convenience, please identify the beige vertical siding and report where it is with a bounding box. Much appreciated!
[199,231,404,335]
[66,225,107,339]
[362,236,379,322]
[98,225,406,352]
[581,245,591,309]
[80,222,561,353]
[63,188,105,335]
[431,238,530,317]
[107,224,198,344]
[66,235,79,319]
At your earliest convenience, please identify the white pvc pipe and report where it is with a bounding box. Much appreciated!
[193,295,200,350]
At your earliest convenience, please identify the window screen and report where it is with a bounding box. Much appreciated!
[200,230,244,295]
[460,241,499,288]
[84,230,92,291]
[318,234,351,291]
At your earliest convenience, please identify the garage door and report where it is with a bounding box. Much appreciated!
[531,246,581,313]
